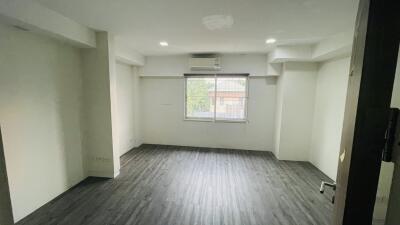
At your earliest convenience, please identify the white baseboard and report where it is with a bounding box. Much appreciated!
[88,169,118,178]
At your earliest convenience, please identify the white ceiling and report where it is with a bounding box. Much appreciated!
[34,0,359,56]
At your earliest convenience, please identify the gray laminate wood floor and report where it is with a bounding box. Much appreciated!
[17,144,334,225]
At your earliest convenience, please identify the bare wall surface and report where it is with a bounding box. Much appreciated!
[310,57,350,179]
[0,23,85,222]
[274,62,318,161]
[81,32,119,178]
[142,54,268,77]
[115,62,142,156]
[141,77,276,151]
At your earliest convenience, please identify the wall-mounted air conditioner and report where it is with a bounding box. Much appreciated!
[189,54,221,71]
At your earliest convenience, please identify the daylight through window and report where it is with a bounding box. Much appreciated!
[185,74,248,121]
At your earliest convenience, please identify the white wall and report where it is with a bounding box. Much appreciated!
[309,57,350,179]
[115,62,142,156]
[115,41,145,66]
[273,75,284,156]
[132,66,143,149]
[142,54,268,77]
[274,62,318,161]
[141,77,276,151]
[81,32,120,178]
[0,0,96,47]
[140,54,276,150]
[0,23,85,222]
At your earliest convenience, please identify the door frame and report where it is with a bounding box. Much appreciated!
[334,0,400,224]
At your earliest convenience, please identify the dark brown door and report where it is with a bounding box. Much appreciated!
[333,0,400,224]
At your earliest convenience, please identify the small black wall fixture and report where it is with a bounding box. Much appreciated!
[383,108,400,162]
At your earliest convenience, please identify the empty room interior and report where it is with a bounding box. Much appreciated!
[0,0,399,224]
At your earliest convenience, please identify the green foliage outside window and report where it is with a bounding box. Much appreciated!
[186,79,214,116]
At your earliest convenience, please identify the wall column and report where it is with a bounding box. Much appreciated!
[274,62,318,161]
[81,32,120,178]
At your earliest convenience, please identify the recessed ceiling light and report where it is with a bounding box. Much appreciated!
[265,38,277,44]
[159,41,169,46]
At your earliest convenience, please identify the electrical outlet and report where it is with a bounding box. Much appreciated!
[92,156,111,163]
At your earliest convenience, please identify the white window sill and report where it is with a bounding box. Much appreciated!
[184,118,248,123]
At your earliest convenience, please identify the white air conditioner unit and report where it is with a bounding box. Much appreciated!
[189,55,221,71]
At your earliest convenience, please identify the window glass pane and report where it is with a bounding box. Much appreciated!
[186,77,215,119]
[216,77,247,120]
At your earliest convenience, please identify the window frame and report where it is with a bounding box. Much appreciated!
[183,73,249,123]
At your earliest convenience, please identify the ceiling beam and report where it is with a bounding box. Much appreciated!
[0,0,96,48]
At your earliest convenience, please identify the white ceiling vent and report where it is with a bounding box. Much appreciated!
[202,15,234,30]
[189,54,221,71]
